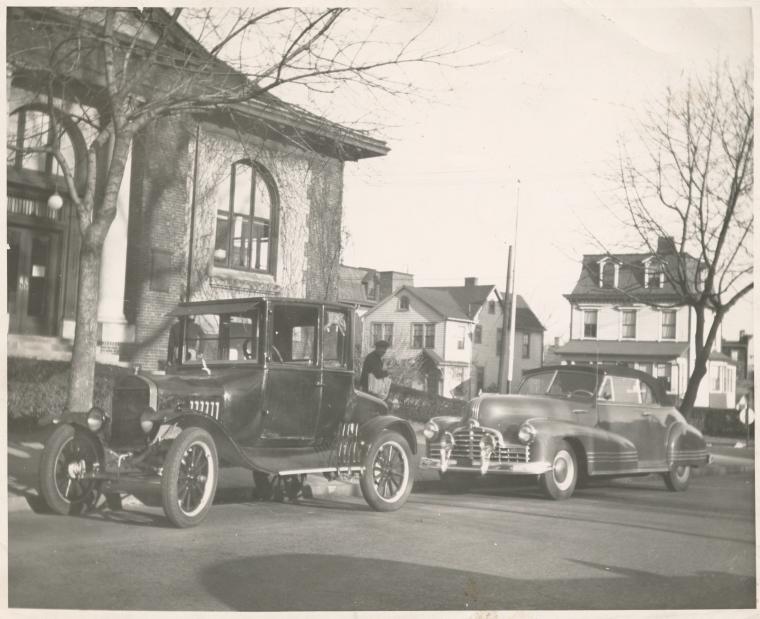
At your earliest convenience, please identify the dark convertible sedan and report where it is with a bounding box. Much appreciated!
[420,365,710,499]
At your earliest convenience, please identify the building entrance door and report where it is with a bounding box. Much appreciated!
[8,225,59,335]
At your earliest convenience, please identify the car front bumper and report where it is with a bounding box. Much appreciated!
[419,456,552,475]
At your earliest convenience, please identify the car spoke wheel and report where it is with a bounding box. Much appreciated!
[539,440,578,500]
[161,428,218,528]
[39,424,102,516]
[360,431,413,511]
[663,463,691,492]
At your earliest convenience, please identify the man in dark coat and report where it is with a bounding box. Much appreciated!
[360,340,390,392]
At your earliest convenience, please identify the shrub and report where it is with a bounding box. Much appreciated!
[388,384,469,424]
[685,407,748,438]
[8,358,130,424]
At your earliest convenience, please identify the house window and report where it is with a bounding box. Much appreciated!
[370,322,393,346]
[601,261,615,288]
[476,366,485,393]
[522,332,530,358]
[398,295,409,311]
[622,310,636,339]
[583,310,598,338]
[488,300,496,314]
[711,365,722,391]
[474,325,482,344]
[8,106,77,177]
[214,160,276,273]
[364,280,377,300]
[457,325,466,349]
[645,263,665,288]
[656,363,672,391]
[412,323,435,349]
[661,310,676,339]
[496,327,502,356]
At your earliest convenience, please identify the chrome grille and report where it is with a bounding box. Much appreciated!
[188,398,221,421]
[429,426,529,464]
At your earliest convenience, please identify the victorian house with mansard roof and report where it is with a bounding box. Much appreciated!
[555,237,736,408]
[6,7,388,369]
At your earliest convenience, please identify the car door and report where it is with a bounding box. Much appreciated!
[315,307,353,446]
[596,375,665,469]
[261,303,322,445]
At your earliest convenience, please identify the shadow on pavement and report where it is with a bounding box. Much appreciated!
[199,553,755,611]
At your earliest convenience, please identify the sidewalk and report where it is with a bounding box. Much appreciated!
[7,426,755,513]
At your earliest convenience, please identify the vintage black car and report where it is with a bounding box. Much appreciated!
[420,365,710,499]
[39,297,416,527]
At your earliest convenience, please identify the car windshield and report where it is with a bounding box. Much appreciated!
[518,370,599,400]
[179,310,261,364]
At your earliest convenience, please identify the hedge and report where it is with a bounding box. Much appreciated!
[684,406,750,438]
[387,384,469,424]
[7,358,129,427]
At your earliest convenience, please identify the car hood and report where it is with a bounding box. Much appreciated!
[469,394,579,438]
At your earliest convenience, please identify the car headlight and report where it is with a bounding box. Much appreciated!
[423,419,440,440]
[140,407,157,433]
[518,422,537,445]
[87,407,105,432]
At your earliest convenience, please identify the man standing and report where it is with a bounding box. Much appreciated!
[360,339,391,394]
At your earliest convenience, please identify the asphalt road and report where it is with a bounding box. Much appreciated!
[8,472,756,612]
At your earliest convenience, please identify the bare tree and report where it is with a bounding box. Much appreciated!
[613,65,753,414]
[6,7,457,413]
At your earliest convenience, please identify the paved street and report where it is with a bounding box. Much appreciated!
[9,472,755,611]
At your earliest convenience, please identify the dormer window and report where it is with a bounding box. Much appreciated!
[643,258,665,288]
[597,258,619,288]
[364,280,376,300]
[398,295,409,311]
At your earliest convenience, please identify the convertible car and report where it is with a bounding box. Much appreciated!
[420,365,710,499]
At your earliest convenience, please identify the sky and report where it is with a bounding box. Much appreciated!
[305,1,755,342]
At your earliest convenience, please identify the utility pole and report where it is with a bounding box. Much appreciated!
[497,245,512,393]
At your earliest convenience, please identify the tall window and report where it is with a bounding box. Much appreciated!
[412,323,435,349]
[457,325,465,349]
[583,310,598,338]
[370,322,393,346]
[8,107,77,177]
[496,327,503,356]
[474,325,482,344]
[661,310,676,339]
[601,261,615,288]
[622,310,636,339]
[215,160,275,273]
[522,332,530,358]
[398,295,410,311]
[488,301,496,314]
[645,263,665,288]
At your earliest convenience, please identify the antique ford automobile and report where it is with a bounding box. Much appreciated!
[420,365,710,499]
[39,297,416,527]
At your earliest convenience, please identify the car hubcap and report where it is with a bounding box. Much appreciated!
[674,465,688,481]
[177,442,214,517]
[54,436,97,504]
[373,441,409,503]
[553,450,574,491]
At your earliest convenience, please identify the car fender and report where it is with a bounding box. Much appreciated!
[345,390,389,425]
[168,413,255,469]
[666,421,709,467]
[358,415,418,455]
[527,418,638,474]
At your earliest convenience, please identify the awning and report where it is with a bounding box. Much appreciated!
[555,340,688,359]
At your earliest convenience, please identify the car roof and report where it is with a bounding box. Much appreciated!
[523,364,668,404]
[168,296,354,317]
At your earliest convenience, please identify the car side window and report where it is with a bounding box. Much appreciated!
[609,376,641,404]
[639,380,655,405]
[323,310,349,368]
[598,376,613,401]
[270,305,318,364]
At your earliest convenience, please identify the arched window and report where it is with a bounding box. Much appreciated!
[7,107,77,179]
[214,160,277,273]
[601,261,616,288]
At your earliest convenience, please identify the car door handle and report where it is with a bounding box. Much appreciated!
[572,409,588,415]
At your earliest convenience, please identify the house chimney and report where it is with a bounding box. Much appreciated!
[740,330,745,339]
[657,236,676,254]
[554,336,560,347]
[464,277,478,287]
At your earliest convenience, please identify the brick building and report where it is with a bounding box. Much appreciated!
[7,8,387,369]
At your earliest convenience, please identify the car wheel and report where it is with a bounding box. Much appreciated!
[161,427,218,528]
[104,492,123,511]
[539,440,578,500]
[662,464,690,492]
[360,431,413,511]
[439,471,472,493]
[39,424,103,516]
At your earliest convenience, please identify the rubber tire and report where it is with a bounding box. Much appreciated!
[662,464,691,492]
[38,424,102,516]
[439,471,473,493]
[360,430,413,512]
[539,440,578,500]
[161,427,218,528]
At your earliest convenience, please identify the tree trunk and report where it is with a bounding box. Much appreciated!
[66,244,102,413]
[679,354,707,416]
